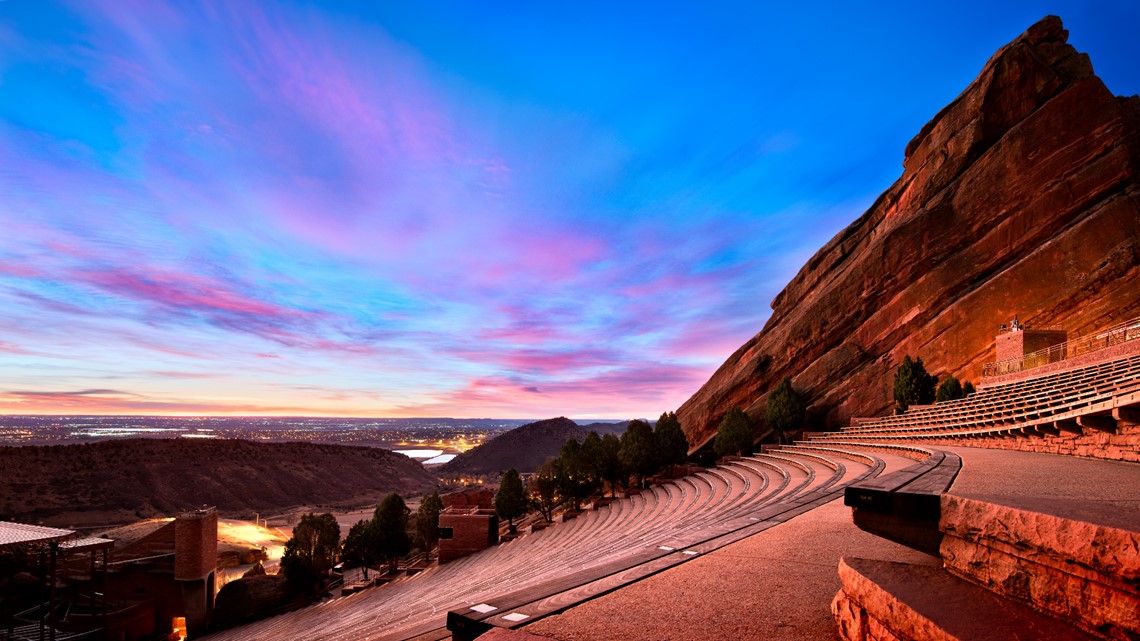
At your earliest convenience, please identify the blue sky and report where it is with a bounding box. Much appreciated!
[0,1,1137,417]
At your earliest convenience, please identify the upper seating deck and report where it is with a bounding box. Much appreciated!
[807,352,1140,448]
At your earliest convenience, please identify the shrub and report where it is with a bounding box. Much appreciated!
[714,408,753,457]
[935,375,964,402]
[765,377,806,443]
[893,355,937,412]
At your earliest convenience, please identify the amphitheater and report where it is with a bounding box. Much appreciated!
[201,320,1140,641]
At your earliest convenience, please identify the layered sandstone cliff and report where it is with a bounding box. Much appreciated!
[678,16,1140,447]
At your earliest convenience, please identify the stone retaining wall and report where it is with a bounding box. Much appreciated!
[912,424,1140,462]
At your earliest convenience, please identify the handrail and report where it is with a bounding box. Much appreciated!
[983,315,1140,377]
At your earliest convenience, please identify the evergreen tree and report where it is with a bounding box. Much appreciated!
[341,519,376,579]
[555,438,596,510]
[494,469,528,532]
[619,420,657,488]
[714,408,753,457]
[598,433,625,498]
[936,375,965,402]
[580,431,605,490]
[372,493,411,574]
[654,412,688,467]
[893,355,938,411]
[281,512,341,592]
[527,459,561,522]
[765,377,806,443]
[962,381,976,397]
[416,492,444,560]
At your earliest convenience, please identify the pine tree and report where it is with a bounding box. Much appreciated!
[580,431,605,490]
[598,433,625,498]
[416,492,444,560]
[893,355,938,411]
[765,378,806,443]
[372,493,411,574]
[527,459,561,522]
[281,512,341,592]
[341,519,376,578]
[714,408,753,457]
[936,375,964,402]
[654,412,688,467]
[494,469,528,532]
[619,420,657,488]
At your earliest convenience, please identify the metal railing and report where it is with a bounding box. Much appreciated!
[983,315,1140,377]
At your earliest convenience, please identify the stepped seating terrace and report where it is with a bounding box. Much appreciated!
[203,443,903,641]
[818,347,1140,640]
[804,352,1140,455]
[202,350,1140,641]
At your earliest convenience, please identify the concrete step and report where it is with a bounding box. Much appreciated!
[832,557,1098,641]
[939,493,1140,640]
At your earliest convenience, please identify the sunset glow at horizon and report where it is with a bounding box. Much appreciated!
[2,2,1138,419]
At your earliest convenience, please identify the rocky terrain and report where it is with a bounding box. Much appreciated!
[440,417,621,476]
[678,16,1140,446]
[0,438,438,526]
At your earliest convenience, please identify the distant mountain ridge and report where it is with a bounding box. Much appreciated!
[440,417,629,476]
[0,438,438,526]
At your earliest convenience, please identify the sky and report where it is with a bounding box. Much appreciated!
[1,1,1137,419]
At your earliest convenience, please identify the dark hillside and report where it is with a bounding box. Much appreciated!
[0,438,437,526]
[440,417,584,476]
[579,421,630,436]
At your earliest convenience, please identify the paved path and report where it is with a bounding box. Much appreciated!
[941,445,1140,505]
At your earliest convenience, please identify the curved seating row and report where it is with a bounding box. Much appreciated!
[805,353,1140,446]
[203,444,898,641]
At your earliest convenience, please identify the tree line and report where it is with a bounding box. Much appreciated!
[711,376,809,458]
[494,412,689,527]
[280,490,445,593]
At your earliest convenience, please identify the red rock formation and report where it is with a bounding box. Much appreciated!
[677,16,1140,446]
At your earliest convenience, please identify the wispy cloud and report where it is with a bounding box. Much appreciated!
[7,2,1124,417]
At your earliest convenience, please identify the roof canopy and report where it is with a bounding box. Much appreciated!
[0,521,74,548]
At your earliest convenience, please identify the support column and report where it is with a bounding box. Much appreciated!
[48,542,58,641]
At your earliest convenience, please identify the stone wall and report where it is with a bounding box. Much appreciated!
[891,423,1140,462]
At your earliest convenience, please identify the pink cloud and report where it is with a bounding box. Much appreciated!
[0,341,35,356]
[79,267,293,318]
[0,388,344,416]
[396,363,711,418]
